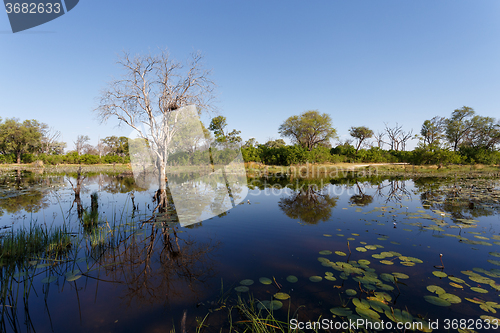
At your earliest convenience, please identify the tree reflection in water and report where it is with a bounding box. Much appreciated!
[279,185,338,224]
[93,222,220,308]
[349,181,374,206]
[414,177,500,221]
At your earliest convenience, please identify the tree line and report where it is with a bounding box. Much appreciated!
[0,117,131,164]
[1,105,499,166]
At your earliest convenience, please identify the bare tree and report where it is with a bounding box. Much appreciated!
[384,123,403,151]
[374,131,386,149]
[74,135,90,155]
[400,129,414,151]
[94,49,216,202]
[40,125,62,154]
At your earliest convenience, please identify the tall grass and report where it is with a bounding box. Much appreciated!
[0,223,72,266]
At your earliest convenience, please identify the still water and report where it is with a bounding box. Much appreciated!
[1,171,500,332]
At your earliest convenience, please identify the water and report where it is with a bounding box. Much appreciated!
[1,171,500,332]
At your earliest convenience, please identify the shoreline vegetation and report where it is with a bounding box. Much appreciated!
[1,162,499,178]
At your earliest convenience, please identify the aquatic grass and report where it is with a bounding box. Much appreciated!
[0,223,72,266]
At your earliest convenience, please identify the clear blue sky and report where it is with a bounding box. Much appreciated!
[1,0,500,150]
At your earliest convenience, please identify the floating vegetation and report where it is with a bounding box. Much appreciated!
[286,275,298,283]
[239,279,254,286]
[259,277,272,285]
[273,292,290,300]
[309,276,322,282]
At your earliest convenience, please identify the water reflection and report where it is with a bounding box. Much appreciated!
[0,219,220,332]
[414,177,500,221]
[0,171,65,216]
[349,181,374,206]
[279,185,338,224]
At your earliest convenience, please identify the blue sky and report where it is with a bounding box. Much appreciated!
[1,0,500,150]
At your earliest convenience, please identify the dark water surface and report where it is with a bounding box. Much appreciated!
[1,171,500,332]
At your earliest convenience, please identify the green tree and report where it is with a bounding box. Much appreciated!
[349,126,374,152]
[264,139,286,148]
[102,136,129,156]
[462,115,500,150]
[420,116,445,149]
[242,138,258,148]
[0,118,43,164]
[445,106,476,151]
[278,110,336,151]
[208,116,242,145]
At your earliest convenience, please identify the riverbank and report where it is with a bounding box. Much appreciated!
[1,162,499,177]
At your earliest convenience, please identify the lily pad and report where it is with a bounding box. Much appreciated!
[358,259,371,265]
[392,272,409,279]
[353,298,370,309]
[335,251,347,256]
[309,276,322,282]
[380,260,394,265]
[356,247,367,252]
[346,289,357,296]
[319,250,332,255]
[66,274,82,282]
[240,279,254,286]
[424,295,451,306]
[439,293,461,304]
[471,287,489,294]
[235,286,249,292]
[273,292,290,300]
[286,275,298,283]
[259,277,272,285]
[427,285,445,295]
[448,276,466,284]
[330,307,352,316]
[432,271,448,278]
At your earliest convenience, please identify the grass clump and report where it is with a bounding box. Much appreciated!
[0,224,72,266]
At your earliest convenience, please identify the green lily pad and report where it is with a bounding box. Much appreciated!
[319,250,332,255]
[259,277,272,285]
[365,245,377,250]
[487,259,500,266]
[358,259,371,265]
[286,275,298,283]
[439,293,461,304]
[424,295,451,306]
[374,292,392,302]
[274,292,290,300]
[240,279,254,286]
[324,275,337,281]
[471,287,489,294]
[66,274,82,282]
[346,289,357,296]
[448,276,466,284]
[427,285,445,295]
[353,298,370,309]
[356,247,367,252]
[309,276,322,282]
[380,260,394,265]
[235,286,249,292]
[335,251,347,256]
[432,271,448,278]
[392,272,409,279]
[330,307,352,316]
[356,307,381,320]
